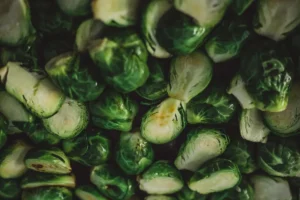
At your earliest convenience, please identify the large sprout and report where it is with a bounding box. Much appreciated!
[167,51,213,103]
[89,90,138,132]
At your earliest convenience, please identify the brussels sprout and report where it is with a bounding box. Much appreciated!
[92,0,140,27]
[141,0,172,58]
[25,148,71,174]
[75,185,108,200]
[250,175,292,200]
[188,159,241,194]
[45,52,105,102]
[76,19,105,52]
[145,195,177,200]
[89,90,138,132]
[27,128,61,146]
[223,138,257,174]
[174,128,229,171]
[21,171,76,189]
[42,98,89,139]
[205,18,251,63]
[187,85,238,124]
[90,164,136,200]
[227,74,255,109]
[138,160,184,195]
[89,30,149,93]
[0,0,35,47]
[0,62,65,118]
[0,91,35,134]
[263,81,300,137]
[116,130,154,175]
[258,139,300,177]
[231,0,254,15]
[56,0,91,16]
[29,0,73,35]
[0,140,31,179]
[62,130,111,166]
[254,0,300,41]
[239,108,270,143]
[156,8,210,55]
[136,58,168,103]
[240,40,294,112]
[141,98,187,144]
[168,51,213,103]
[174,0,232,27]
[22,187,73,200]
[0,177,21,199]
[210,179,254,200]
[176,186,207,200]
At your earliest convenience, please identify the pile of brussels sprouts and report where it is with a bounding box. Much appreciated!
[0,0,300,199]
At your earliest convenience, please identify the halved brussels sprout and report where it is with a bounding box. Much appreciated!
[227,74,255,109]
[141,98,187,144]
[92,0,140,27]
[231,0,254,15]
[138,160,184,195]
[176,186,207,200]
[90,164,136,200]
[136,58,168,103]
[187,85,238,124]
[89,30,149,93]
[258,139,300,177]
[21,171,76,189]
[205,18,251,63]
[0,140,31,179]
[76,19,105,52]
[141,0,172,58]
[239,108,270,143]
[188,159,241,195]
[56,0,91,16]
[254,0,300,41]
[168,51,213,103]
[174,128,229,171]
[263,81,300,137]
[46,52,105,102]
[223,138,257,174]
[145,195,177,200]
[75,185,108,200]
[0,177,21,199]
[210,179,254,200]
[174,0,232,27]
[0,0,35,46]
[63,130,111,166]
[89,90,138,132]
[22,187,73,200]
[116,130,154,175]
[156,8,210,55]
[42,98,89,139]
[250,175,292,200]
[240,40,294,112]
[25,148,71,174]
[0,62,65,118]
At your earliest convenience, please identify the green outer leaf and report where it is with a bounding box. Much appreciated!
[176,186,207,200]
[222,138,257,174]
[75,185,108,200]
[22,187,73,200]
[89,90,138,132]
[90,164,136,200]
[0,177,21,199]
[89,30,149,93]
[145,195,177,200]
[156,8,211,55]
[116,131,154,175]
[240,39,294,112]
[258,139,300,177]
[25,148,71,174]
[231,0,254,15]
[62,130,111,166]
[56,0,91,16]
[187,85,238,124]
[21,171,75,189]
[28,128,61,146]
